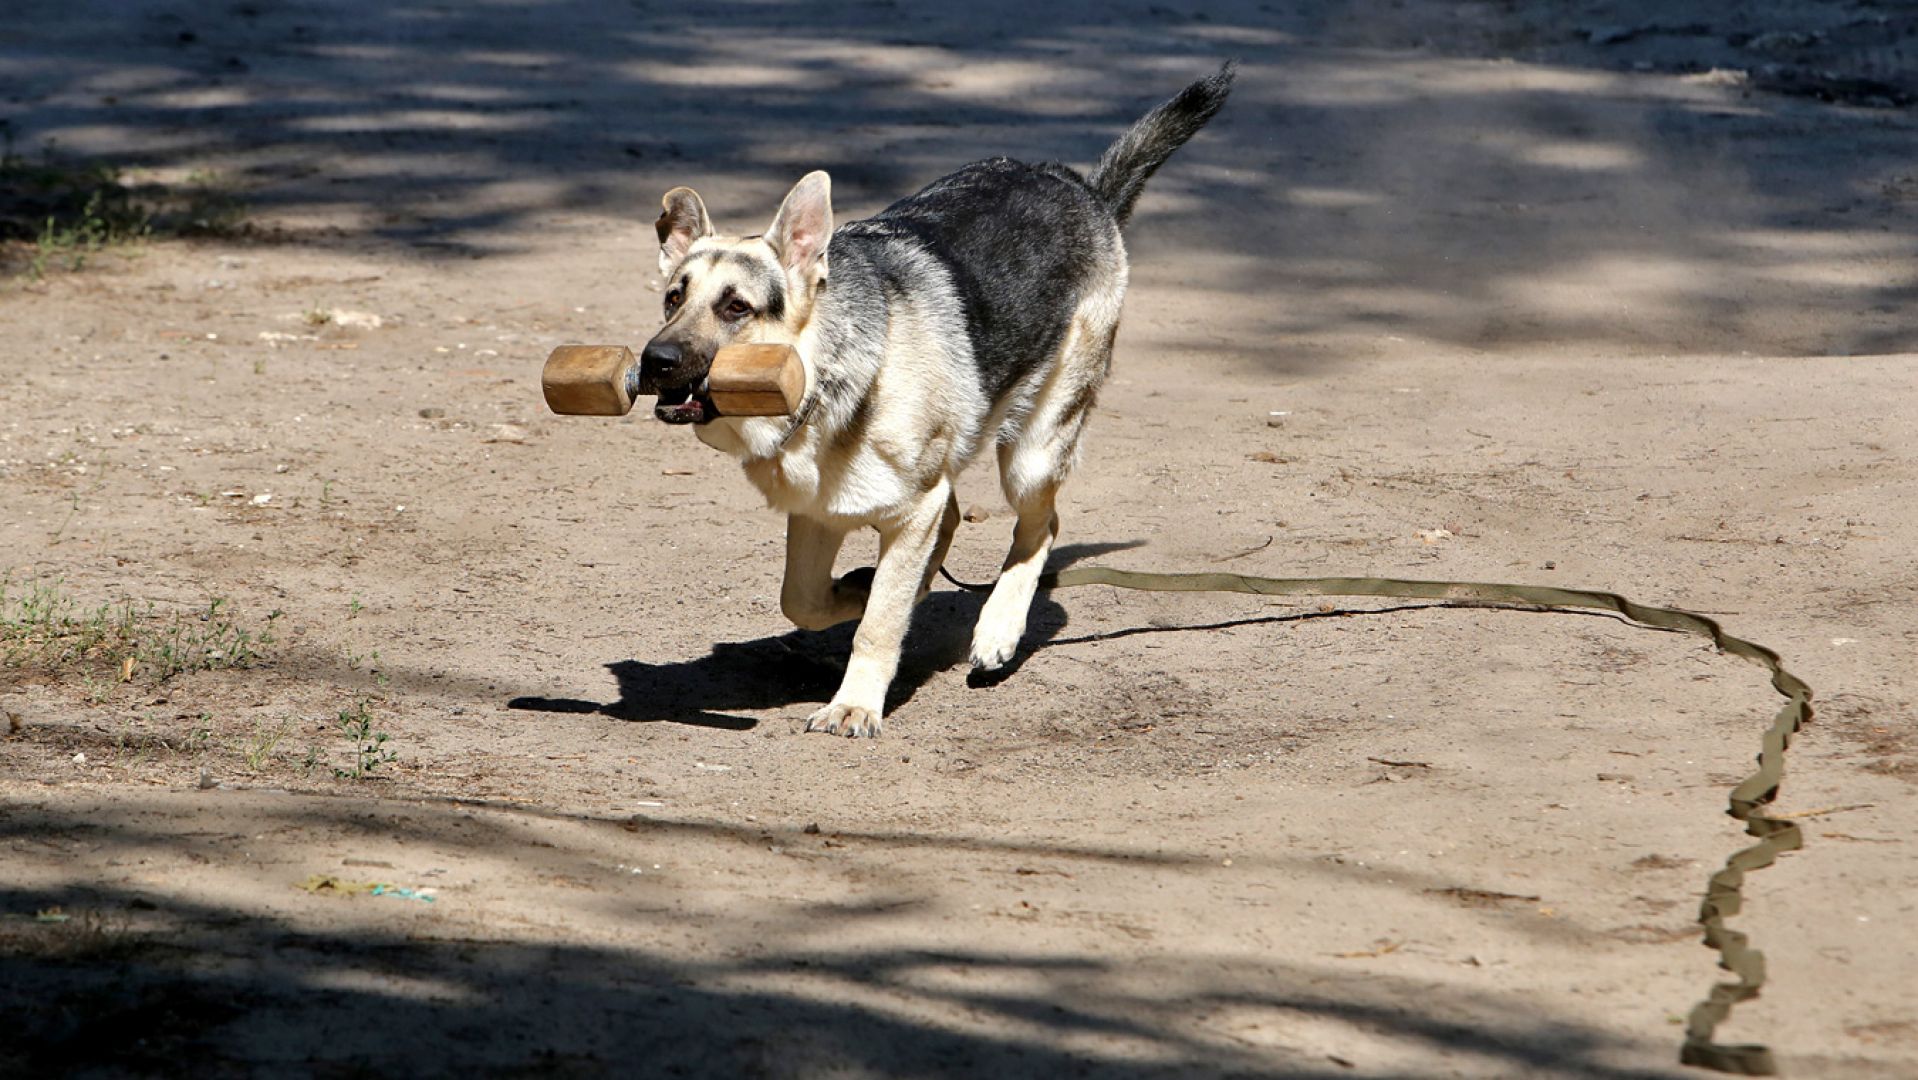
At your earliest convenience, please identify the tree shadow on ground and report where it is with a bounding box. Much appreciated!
[4,1,1910,358]
[0,791,1709,1080]
[0,919,1693,1079]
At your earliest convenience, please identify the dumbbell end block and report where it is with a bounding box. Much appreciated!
[709,344,804,417]
[542,345,639,416]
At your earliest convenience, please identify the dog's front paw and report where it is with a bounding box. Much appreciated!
[806,701,884,738]
[832,566,875,607]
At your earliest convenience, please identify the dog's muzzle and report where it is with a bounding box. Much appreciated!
[639,340,687,390]
[642,340,715,424]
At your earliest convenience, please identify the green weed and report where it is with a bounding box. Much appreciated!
[243,720,292,772]
[332,698,396,780]
[47,491,83,546]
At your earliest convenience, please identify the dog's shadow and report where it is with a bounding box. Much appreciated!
[505,541,1141,729]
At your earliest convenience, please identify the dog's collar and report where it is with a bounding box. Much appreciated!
[771,381,819,449]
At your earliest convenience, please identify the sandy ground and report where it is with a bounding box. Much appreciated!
[2,1,1915,1077]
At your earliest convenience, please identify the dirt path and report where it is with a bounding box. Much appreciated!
[3,2,1915,1076]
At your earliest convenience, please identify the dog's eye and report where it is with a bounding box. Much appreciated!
[664,288,684,311]
[724,298,754,319]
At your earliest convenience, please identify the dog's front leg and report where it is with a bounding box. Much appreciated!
[780,515,868,631]
[806,479,953,738]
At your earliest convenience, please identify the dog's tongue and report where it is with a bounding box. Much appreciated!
[654,379,715,424]
[654,396,707,424]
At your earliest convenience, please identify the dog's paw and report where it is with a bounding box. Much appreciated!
[806,701,884,738]
[831,566,875,609]
[968,627,1021,673]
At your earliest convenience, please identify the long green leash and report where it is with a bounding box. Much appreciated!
[944,565,1810,1075]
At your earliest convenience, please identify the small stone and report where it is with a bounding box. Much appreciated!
[419,407,447,419]
[963,505,991,523]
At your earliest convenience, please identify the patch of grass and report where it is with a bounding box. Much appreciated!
[139,597,280,681]
[20,176,150,279]
[0,132,151,278]
[0,575,281,687]
[243,720,292,772]
[332,698,396,780]
[0,131,249,279]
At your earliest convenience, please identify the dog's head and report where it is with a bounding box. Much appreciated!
[643,171,832,425]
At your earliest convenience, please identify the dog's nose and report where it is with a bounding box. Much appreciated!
[639,340,682,391]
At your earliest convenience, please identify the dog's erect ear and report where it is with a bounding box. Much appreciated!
[656,187,713,276]
[766,171,832,285]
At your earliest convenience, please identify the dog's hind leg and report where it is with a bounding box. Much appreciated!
[969,449,1069,673]
[923,488,960,600]
[807,478,954,737]
[970,314,1116,672]
[968,472,1061,673]
[969,382,1102,670]
[780,515,866,631]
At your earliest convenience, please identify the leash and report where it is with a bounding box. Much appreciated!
[941,562,1809,1075]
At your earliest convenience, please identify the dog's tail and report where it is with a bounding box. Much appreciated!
[1086,61,1236,227]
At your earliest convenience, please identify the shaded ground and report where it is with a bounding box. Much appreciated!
[2,1,1915,1077]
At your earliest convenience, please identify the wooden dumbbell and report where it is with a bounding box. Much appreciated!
[541,343,804,417]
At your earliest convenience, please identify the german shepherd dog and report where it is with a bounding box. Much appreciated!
[641,65,1234,736]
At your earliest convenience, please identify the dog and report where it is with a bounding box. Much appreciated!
[639,64,1234,736]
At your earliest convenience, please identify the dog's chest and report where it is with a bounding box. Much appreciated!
[738,437,917,522]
